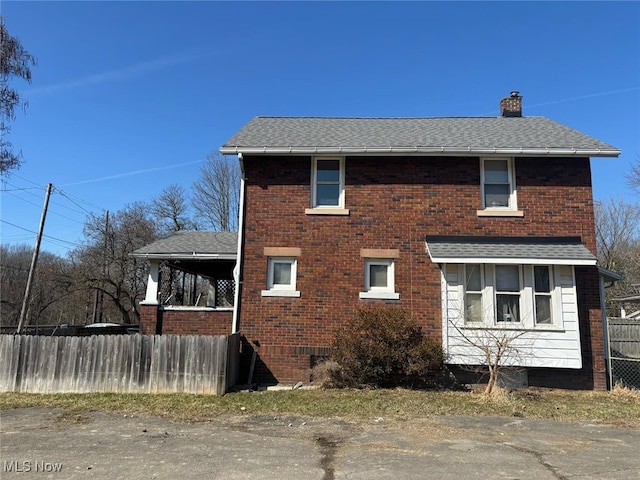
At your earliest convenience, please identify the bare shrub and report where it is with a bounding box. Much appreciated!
[310,360,342,389]
[330,306,444,388]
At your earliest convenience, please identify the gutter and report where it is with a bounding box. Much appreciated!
[220,146,621,157]
[232,153,246,334]
[130,253,237,260]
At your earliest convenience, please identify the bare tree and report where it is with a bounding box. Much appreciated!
[72,203,159,324]
[625,155,640,196]
[1,15,36,174]
[449,322,528,396]
[151,184,197,233]
[0,244,74,329]
[595,197,640,312]
[192,152,240,231]
[595,198,640,271]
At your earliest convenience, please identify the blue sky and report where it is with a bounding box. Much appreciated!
[1,1,639,256]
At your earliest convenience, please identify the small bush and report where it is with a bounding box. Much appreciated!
[330,306,444,388]
[310,360,342,389]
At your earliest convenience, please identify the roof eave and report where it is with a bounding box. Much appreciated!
[220,146,621,157]
[427,256,596,266]
[130,253,237,260]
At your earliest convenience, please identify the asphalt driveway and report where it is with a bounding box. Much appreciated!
[1,408,639,479]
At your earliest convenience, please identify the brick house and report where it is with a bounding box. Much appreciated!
[220,92,621,390]
[138,93,621,390]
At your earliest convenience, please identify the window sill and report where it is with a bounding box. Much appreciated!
[359,291,400,300]
[261,290,301,298]
[305,208,350,216]
[531,324,565,332]
[477,209,524,217]
[458,324,564,332]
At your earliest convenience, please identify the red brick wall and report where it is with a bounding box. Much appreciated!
[159,309,233,336]
[239,155,603,388]
[139,304,158,335]
[138,304,233,337]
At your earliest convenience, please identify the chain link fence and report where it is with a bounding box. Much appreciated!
[607,317,640,389]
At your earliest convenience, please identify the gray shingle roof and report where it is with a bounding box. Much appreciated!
[220,116,619,157]
[131,231,237,259]
[425,236,596,265]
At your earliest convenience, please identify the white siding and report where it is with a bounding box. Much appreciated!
[442,264,582,369]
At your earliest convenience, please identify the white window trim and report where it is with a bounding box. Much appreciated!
[359,258,400,300]
[310,156,345,210]
[458,263,564,331]
[262,257,301,297]
[479,157,518,212]
[494,264,523,324]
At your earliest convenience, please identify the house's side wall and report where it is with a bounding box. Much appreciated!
[239,155,604,388]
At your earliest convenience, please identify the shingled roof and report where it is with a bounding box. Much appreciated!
[425,235,596,265]
[131,231,237,260]
[220,116,619,157]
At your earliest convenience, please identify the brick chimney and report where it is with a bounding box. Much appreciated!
[500,91,522,117]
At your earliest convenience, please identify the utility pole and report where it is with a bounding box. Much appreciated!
[16,183,53,334]
[91,210,109,324]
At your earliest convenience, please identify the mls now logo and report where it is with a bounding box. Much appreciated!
[3,460,63,473]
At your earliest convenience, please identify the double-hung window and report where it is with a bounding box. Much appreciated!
[534,266,553,324]
[495,265,521,323]
[481,158,516,210]
[311,157,345,209]
[464,264,484,323]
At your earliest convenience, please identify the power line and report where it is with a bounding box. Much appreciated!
[2,189,87,226]
[7,173,43,188]
[1,178,109,251]
[0,219,81,247]
[54,187,105,215]
[0,185,43,192]
[2,189,47,210]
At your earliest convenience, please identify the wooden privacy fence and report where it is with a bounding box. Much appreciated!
[0,334,240,395]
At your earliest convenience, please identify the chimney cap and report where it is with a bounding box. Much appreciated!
[510,91,520,97]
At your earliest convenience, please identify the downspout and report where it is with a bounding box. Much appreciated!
[232,153,246,334]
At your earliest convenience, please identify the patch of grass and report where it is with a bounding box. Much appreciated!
[1,388,638,426]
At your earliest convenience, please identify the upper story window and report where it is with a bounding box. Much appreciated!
[481,157,517,210]
[312,157,345,208]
